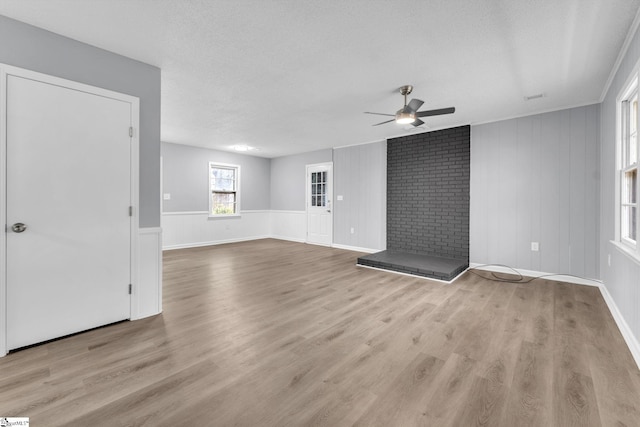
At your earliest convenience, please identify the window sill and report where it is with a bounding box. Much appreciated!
[208,214,241,220]
[610,240,640,266]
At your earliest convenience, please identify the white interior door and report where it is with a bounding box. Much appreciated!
[306,163,333,246]
[6,74,132,350]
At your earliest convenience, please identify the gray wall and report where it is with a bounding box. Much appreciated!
[471,104,599,278]
[162,142,271,212]
[270,149,332,211]
[387,126,470,260]
[600,21,640,346]
[0,15,162,227]
[333,141,386,250]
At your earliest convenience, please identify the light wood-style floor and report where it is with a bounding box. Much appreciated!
[2,239,640,426]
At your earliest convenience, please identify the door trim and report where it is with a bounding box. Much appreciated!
[305,162,333,247]
[0,64,141,356]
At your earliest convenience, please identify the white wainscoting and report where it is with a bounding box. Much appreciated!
[162,210,271,250]
[331,243,379,254]
[270,210,307,243]
[134,227,163,320]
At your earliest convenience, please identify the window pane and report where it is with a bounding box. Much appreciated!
[632,206,637,241]
[211,167,236,191]
[631,98,638,134]
[311,173,317,184]
[212,192,236,214]
[625,169,637,203]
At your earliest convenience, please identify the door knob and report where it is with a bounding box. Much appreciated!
[11,223,27,233]
[327,209,331,213]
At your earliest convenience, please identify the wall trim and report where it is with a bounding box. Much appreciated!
[163,235,271,251]
[162,211,208,216]
[139,227,163,234]
[600,5,640,102]
[470,263,640,370]
[599,281,640,370]
[270,210,306,214]
[469,263,602,287]
[133,227,162,320]
[331,243,380,254]
[269,235,306,243]
[611,240,640,266]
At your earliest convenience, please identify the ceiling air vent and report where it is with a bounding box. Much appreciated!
[524,93,545,101]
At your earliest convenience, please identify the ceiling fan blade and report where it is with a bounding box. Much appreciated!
[416,107,455,117]
[372,119,395,126]
[405,98,424,113]
[412,118,425,127]
[364,111,395,117]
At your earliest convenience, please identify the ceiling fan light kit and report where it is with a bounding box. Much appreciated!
[365,84,455,127]
[396,111,416,124]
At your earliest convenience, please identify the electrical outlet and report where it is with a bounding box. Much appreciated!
[531,242,539,251]
[350,227,355,234]
[337,195,344,201]
[163,193,171,200]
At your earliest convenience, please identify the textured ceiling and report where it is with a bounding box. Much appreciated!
[1,0,639,157]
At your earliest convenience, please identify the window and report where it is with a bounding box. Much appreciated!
[619,77,639,252]
[310,171,327,207]
[209,162,240,216]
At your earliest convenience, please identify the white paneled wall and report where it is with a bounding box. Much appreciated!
[162,210,307,249]
[162,211,272,249]
[135,227,162,319]
[270,211,307,243]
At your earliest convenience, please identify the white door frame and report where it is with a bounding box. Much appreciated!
[305,162,333,246]
[0,64,140,356]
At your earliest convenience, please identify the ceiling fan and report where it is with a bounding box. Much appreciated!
[365,85,455,127]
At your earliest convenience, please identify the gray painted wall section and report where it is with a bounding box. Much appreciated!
[270,149,332,211]
[470,104,599,278]
[600,21,640,347]
[0,15,162,227]
[162,142,270,212]
[333,142,386,250]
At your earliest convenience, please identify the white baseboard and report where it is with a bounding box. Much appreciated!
[469,262,640,370]
[269,235,306,244]
[468,263,602,287]
[331,243,380,254]
[599,282,640,370]
[163,235,270,250]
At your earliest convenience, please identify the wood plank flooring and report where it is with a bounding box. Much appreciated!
[1,238,639,426]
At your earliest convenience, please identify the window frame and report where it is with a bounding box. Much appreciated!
[208,162,240,218]
[617,72,640,258]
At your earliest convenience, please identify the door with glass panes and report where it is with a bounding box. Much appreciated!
[306,163,333,246]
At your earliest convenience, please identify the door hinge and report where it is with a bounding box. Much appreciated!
[129,127,133,138]
[129,206,133,216]
[128,284,132,295]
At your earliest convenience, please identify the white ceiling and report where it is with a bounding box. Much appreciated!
[1,0,639,158]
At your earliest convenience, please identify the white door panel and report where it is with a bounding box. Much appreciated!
[6,75,132,350]
[306,163,332,246]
